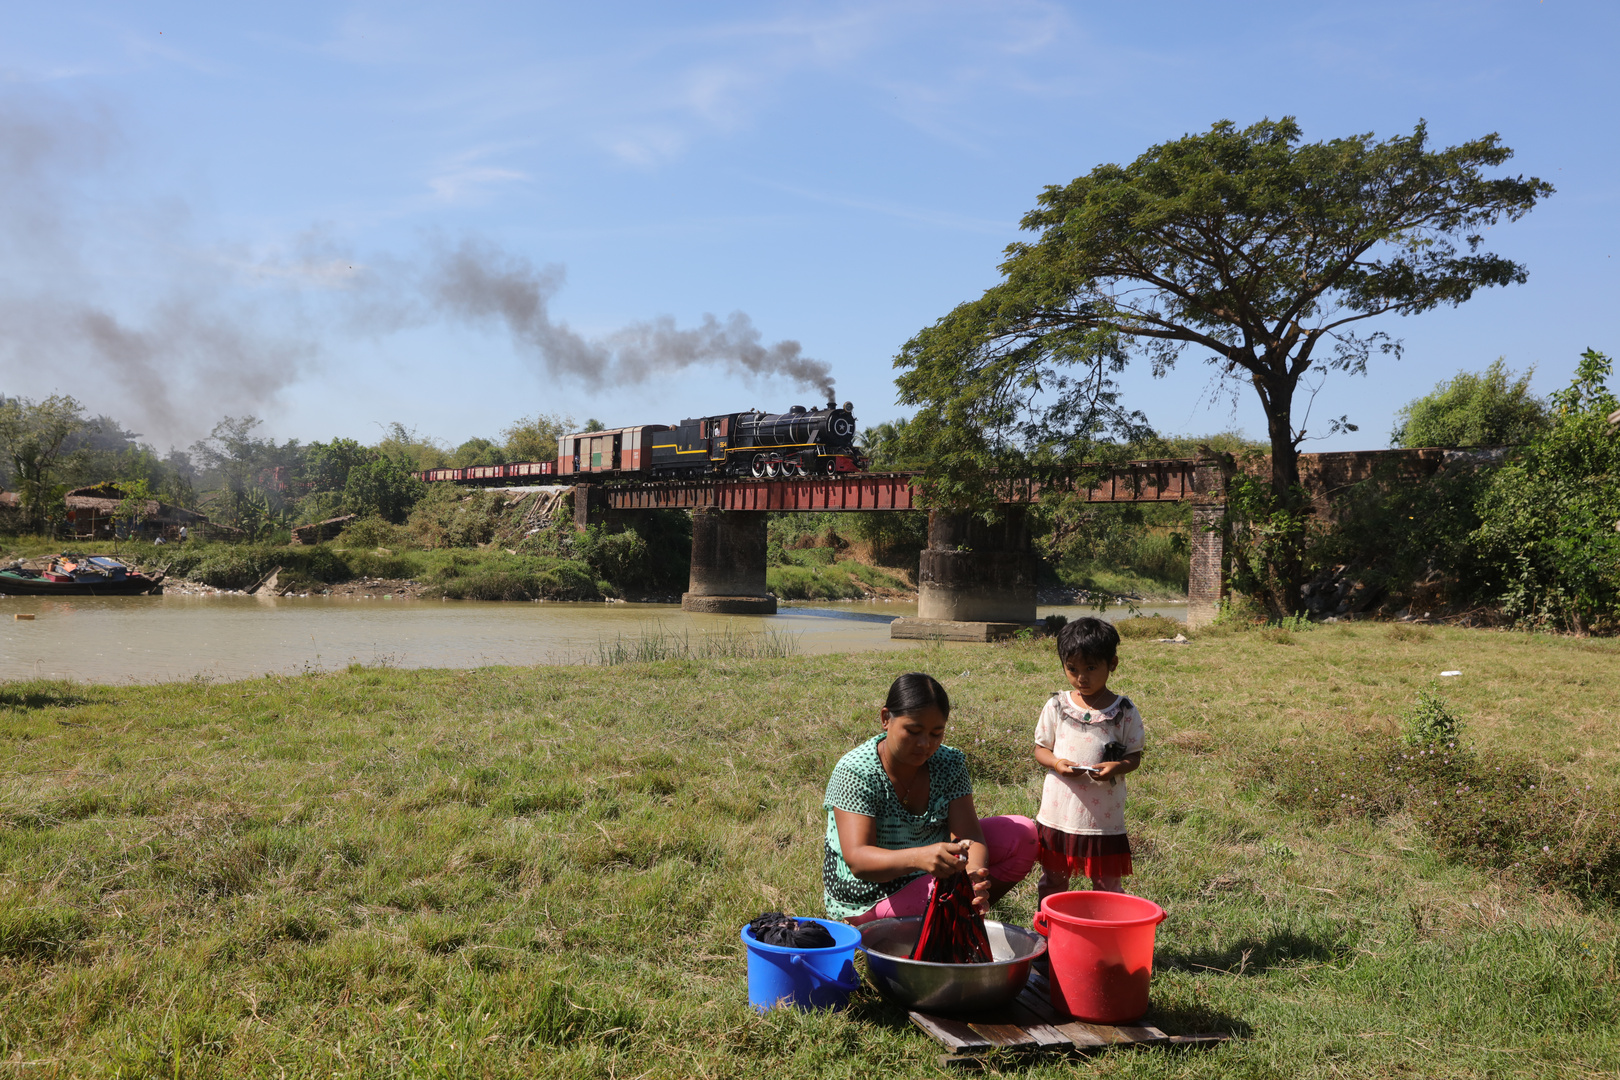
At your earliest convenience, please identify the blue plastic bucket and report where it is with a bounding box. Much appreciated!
[741,918,862,1012]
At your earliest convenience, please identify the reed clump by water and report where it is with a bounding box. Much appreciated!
[589,624,801,665]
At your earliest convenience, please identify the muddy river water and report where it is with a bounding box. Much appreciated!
[0,595,1186,684]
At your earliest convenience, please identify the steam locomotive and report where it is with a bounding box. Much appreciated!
[556,401,865,480]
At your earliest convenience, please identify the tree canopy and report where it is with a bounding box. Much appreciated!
[895,117,1552,610]
[1391,358,1549,448]
[0,395,86,531]
[501,414,573,463]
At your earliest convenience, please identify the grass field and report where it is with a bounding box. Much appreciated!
[3,625,1619,1077]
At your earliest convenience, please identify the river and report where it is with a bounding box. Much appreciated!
[0,595,1187,684]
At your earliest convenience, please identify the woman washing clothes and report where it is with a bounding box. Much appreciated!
[823,672,1037,924]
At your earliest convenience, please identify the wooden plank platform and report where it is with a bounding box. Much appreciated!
[908,964,1230,1060]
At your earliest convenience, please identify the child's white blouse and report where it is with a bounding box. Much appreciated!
[1033,690,1146,837]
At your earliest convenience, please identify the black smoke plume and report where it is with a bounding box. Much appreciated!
[420,239,835,400]
[0,90,835,448]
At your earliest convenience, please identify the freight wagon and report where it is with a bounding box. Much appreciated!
[415,460,557,484]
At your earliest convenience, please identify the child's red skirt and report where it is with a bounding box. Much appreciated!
[1036,824,1133,881]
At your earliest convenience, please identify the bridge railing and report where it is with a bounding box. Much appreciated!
[595,459,1227,512]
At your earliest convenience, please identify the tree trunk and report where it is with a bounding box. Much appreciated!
[1261,377,1305,618]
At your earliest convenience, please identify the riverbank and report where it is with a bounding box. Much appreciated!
[2,626,1616,1076]
[0,593,1190,683]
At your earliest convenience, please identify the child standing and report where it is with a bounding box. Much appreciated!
[1032,618,1145,902]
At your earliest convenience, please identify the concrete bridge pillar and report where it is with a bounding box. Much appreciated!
[1186,502,1226,629]
[681,508,777,614]
[892,508,1036,641]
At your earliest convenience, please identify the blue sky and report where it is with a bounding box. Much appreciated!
[1,1,1615,454]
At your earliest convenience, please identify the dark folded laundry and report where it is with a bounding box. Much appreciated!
[748,911,836,949]
[909,872,993,964]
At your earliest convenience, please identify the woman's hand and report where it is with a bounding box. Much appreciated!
[969,866,992,914]
[920,839,971,878]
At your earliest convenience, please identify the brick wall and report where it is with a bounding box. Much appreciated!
[1187,503,1226,629]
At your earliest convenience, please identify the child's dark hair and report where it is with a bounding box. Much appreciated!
[884,672,950,718]
[1056,617,1119,664]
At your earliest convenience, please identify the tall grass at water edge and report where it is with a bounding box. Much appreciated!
[588,625,802,665]
[1,626,1619,1077]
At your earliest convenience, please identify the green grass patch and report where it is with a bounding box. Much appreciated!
[1115,615,1184,639]
[1055,560,1189,601]
[1,629,1619,1074]
[768,556,911,600]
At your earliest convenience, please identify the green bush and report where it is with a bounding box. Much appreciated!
[406,486,505,548]
[338,516,410,549]
[1392,358,1551,448]
[428,558,598,601]
[1471,349,1620,633]
[1402,689,1464,747]
[576,527,651,589]
[164,542,410,590]
[343,458,426,523]
[1307,462,1491,610]
[162,543,283,590]
[347,553,416,580]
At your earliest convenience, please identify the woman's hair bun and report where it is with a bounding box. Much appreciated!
[884,672,950,718]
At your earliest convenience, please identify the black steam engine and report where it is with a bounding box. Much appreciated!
[555,401,865,481]
[655,401,863,478]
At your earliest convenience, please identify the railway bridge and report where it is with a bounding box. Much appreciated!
[570,457,1231,638]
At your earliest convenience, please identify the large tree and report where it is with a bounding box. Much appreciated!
[896,118,1551,613]
[0,395,86,532]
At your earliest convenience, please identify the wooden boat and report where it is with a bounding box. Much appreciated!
[0,555,164,596]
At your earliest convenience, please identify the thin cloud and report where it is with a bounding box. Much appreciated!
[428,165,529,203]
[751,176,1014,235]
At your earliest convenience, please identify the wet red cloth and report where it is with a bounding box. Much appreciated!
[909,872,993,964]
[1036,824,1133,882]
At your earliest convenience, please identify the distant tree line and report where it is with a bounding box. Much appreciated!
[0,401,575,540]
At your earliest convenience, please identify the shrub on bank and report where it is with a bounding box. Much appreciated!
[1262,691,1620,906]
[428,557,599,601]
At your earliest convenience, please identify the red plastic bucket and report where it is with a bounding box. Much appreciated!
[1034,891,1166,1023]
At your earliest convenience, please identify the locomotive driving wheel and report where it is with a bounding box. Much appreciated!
[765,453,784,478]
[751,454,767,478]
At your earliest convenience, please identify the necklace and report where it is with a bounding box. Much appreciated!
[880,742,928,805]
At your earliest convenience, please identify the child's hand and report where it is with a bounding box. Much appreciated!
[1091,760,1126,782]
[921,839,971,878]
[1053,758,1088,777]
